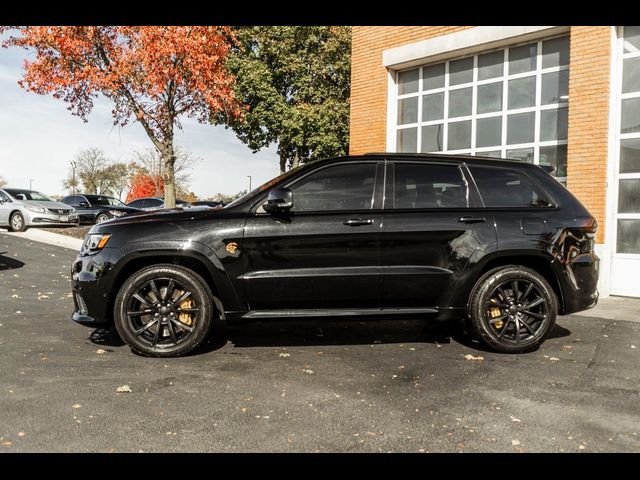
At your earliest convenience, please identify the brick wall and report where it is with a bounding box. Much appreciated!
[566,26,611,244]
[350,27,471,155]
[350,26,612,243]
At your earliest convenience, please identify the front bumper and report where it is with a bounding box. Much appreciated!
[25,209,79,227]
[71,247,119,327]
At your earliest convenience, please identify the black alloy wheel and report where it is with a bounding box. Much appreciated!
[468,265,557,353]
[114,264,215,357]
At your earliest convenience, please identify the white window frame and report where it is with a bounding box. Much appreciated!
[389,34,570,183]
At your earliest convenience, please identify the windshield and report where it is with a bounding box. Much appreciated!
[225,165,305,208]
[86,196,126,207]
[5,189,54,202]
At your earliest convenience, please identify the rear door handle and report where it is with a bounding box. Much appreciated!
[458,216,486,224]
[343,218,375,226]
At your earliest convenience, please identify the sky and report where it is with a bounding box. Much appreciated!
[0,33,280,199]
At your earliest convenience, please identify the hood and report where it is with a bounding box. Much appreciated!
[103,205,141,213]
[94,205,218,228]
[22,200,75,211]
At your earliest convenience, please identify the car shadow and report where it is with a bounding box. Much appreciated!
[0,252,25,271]
[89,326,126,347]
[90,317,572,356]
[197,318,471,355]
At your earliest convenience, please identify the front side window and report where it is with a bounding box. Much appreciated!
[289,163,377,212]
[469,166,552,208]
[0,190,10,202]
[392,163,468,209]
[395,35,569,183]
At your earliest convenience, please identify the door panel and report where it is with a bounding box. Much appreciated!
[242,213,381,309]
[0,191,11,225]
[380,161,497,308]
[241,161,383,311]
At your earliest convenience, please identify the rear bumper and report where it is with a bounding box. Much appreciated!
[559,252,599,315]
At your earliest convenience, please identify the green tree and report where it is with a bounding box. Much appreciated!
[217,26,351,173]
[0,175,7,187]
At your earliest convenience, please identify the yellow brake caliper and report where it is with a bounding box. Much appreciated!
[178,295,195,327]
[488,306,504,329]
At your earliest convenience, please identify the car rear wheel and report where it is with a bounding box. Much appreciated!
[9,212,27,232]
[95,213,110,224]
[114,264,216,357]
[468,266,557,353]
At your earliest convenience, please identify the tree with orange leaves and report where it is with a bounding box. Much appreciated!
[126,173,163,203]
[1,26,243,208]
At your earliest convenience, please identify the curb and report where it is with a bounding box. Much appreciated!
[3,228,83,251]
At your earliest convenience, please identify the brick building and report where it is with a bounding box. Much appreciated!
[350,26,640,298]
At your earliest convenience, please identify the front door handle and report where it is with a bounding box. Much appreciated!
[343,218,375,226]
[458,216,486,224]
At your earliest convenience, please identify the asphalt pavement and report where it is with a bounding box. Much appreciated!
[1,231,639,452]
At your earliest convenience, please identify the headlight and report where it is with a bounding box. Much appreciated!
[82,234,111,253]
[25,205,46,213]
[108,210,126,217]
[69,207,76,214]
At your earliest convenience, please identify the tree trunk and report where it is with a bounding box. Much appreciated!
[292,151,300,169]
[279,151,287,174]
[162,145,177,208]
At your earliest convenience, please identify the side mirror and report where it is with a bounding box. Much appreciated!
[78,202,89,208]
[264,188,293,213]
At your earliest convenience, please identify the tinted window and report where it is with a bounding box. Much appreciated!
[0,190,10,202]
[393,163,468,209]
[128,199,144,208]
[469,166,552,207]
[289,163,377,212]
[148,198,163,207]
[64,196,80,205]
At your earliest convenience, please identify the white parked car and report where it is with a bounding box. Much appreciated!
[0,188,79,232]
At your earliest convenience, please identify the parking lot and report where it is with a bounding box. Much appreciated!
[1,231,639,452]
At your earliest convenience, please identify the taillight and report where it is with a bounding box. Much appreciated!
[575,217,597,253]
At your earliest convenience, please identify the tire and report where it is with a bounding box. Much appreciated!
[114,264,216,357]
[468,265,557,354]
[9,211,27,232]
[95,213,110,224]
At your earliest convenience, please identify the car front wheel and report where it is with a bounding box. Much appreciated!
[468,265,557,353]
[9,212,27,232]
[95,213,110,224]
[114,264,215,357]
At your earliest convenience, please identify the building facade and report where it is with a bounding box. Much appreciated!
[350,26,640,298]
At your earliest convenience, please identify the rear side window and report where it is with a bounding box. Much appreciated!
[392,163,468,209]
[469,166,552,207]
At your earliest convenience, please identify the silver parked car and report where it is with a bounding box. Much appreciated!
[0,188,79,232]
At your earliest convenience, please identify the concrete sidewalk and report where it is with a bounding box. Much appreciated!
[4,228,83,251]
[572,295,640,323]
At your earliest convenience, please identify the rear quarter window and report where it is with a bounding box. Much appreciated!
[469,166,553,208]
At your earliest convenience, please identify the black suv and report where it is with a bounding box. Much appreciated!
[71,154,599,357]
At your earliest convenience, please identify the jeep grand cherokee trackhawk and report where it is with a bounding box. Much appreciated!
[71,154,599,357]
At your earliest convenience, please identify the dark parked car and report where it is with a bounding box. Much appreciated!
[63,194,141,225]
[71,154,599,357]
[126,197,191,211]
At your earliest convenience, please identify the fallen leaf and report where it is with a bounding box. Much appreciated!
[11,294,19,299]
[549,357,560,362]
[511,439,521,446]
[278,353,290,358]
[631,345,637,349]
[579,445,586,450]
[72,404,81,409]
[116,385,132,393]
[1,440,12,447]
[96,349,106,355]
[17,432,25,437]
[302,369,314,374]
[510,416,521,423]
[464,354,484,362]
